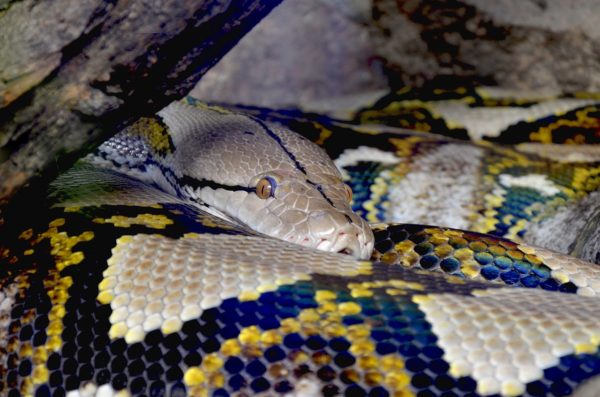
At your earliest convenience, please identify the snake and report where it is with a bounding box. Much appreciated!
[1,93,600,397]
[85,102,373,260]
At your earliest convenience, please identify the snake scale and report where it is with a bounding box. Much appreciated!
[1,88,600,397]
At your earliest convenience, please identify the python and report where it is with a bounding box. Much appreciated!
[86,102,374,259]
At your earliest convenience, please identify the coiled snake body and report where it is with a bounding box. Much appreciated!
[1,96,600,397]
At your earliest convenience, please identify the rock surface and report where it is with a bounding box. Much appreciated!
[370,0,600,92]
[194,0,600,107]
[0,0,281,208]
[191,0,387,108]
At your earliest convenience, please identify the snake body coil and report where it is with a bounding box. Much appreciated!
[2,97,600,397]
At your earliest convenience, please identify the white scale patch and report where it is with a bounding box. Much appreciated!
[527,246,600,297]
[65,383,128,397]
[516,143,600,163]
[430,98,598,141]
[98,233,368,344]
[334,146,399,179]
[0,282,19,375]
[498,174,562,196]
[415,288,600,396]
[387,144,484,230]
[283,375,322,397]
[476,87,563,100]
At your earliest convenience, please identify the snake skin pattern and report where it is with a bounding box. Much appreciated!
[1,94,600,397]
[353,85,600,145]
[228,97,600,264]
[85,102,373,260]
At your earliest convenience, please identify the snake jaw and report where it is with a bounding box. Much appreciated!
[304,210,374,259]
[316,230,371,258]
[196,180,374,259]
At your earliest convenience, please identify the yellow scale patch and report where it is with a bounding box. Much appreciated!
[127,117,175,156]
[195,214,236,230]
[93,213,173,229]
[311,121,333,146]
[14,218,94,395]
[357,96,454,134]
[529,106,600,144]
[367,225,595,292]
[181,283,417,397]
[345,279,424,298]
[472,145,600,238]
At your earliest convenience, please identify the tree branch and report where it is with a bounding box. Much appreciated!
[0,0,282,210]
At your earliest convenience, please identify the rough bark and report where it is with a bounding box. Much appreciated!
[0,0,282,213]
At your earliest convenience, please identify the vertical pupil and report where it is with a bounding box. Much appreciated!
[259,180,271,198]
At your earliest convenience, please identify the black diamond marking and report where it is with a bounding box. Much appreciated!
[178,175,254,194]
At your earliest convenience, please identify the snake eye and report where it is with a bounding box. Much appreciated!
[256,177,275,199]
[344,184,353,203]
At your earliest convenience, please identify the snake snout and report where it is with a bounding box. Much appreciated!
[308,211,374,260]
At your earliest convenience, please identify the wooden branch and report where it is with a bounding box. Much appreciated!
[0,0,282,210]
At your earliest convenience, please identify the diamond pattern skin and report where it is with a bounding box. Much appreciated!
[1,99,600,397]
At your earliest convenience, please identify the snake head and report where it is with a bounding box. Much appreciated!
[196,169,374,260]
[161,103,374,259]
[250,171,374,259]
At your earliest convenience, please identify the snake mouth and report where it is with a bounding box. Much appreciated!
[311,228,372,259]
